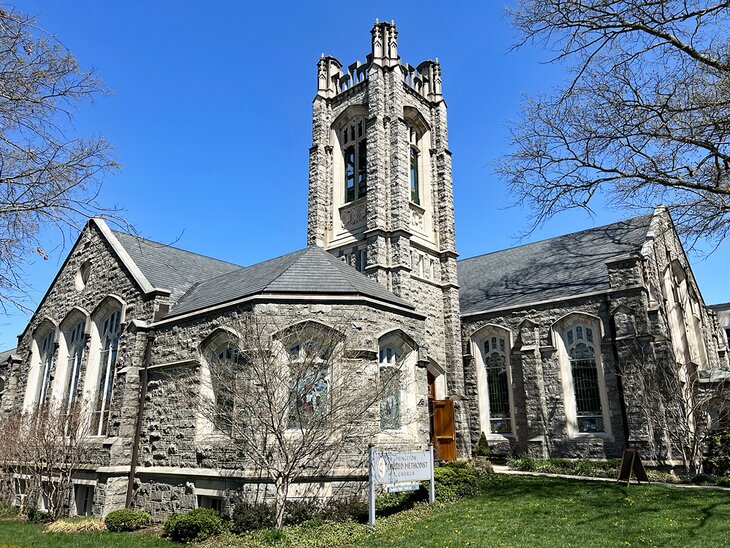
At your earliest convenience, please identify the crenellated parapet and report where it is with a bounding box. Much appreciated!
[315,20,443,103]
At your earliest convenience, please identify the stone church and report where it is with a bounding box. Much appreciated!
[0,21,727,517]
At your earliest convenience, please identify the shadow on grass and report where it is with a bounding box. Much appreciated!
[478,475,730,544]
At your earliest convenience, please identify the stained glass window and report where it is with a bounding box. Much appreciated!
[565,325,604,433]
[483,336,511,434]
[343,120,367,203]
[92,310,121,436]
[410,146,420,204]
[36,330,55,404]
[65,320,85,404]
[288,341,330,428]
[379,346,401,429]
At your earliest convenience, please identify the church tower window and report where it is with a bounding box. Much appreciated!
[343,120,367,203]
[410,146,420,204]
[409,126,420,205]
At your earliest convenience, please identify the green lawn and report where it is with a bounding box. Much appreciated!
[1,476,728,547]
[0,520,175,548]
[356,475,730,548]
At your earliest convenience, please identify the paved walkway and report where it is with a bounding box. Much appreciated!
[492,464,730,491]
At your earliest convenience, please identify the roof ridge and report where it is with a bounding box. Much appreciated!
[189,247,309,293]
[111,229,243,268]
[262,246,329,291]
[458,213,654,264]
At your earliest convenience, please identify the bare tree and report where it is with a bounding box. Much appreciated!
[0,7,119,312]
[0,401,90,518]
[499,1,730,248]
[180,315,411,529]
[622,353,729,475]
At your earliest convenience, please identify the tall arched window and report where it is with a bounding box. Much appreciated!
[288,339,330,427]
[564,324,604,433]
[36,330,56,404]
[483,336,511,434]
[473,326,514,437]
[91,309,121,436]
[409,127,420,204]
[206,340,242,434]
[377,332,415,432]
[342,119,367,203]
[23,320,58,410]
[63,319,86,405]
[379,345,402,430]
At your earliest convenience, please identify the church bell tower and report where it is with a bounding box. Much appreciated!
[307,21,467,452]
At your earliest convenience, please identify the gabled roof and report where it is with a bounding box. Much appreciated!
[111,230,241,302]
[0,348,16,363]
[457,214,654,315]
[168,246,415,317]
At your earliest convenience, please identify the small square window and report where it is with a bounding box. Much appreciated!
[197,495,223,514]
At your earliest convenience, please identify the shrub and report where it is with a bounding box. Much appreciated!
[319,496,368,523]
[163,508,225,543]
[284,499,321,526]
[375,490,425,517]
[0,505,19,518]
[690,473,716,485]
[507,454,537,472]
[25,507,50,523]
[427,462,479,501]
[46,517,106,533]
[473,432,491,457]
[104,508,152,532]
[717,476,730,488]
[231,501,275,533]
[705,429,730,478]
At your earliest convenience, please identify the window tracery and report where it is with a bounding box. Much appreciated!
[36,329,56,405]
[91,309,120,436]
[482,335,511,434]
[64,320,85,404]
[564,324,604,433]
[287,338,331,427]
[342,119,367,203]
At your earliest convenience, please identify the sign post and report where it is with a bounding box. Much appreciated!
[367,445,435,527]
[368,445,376,527]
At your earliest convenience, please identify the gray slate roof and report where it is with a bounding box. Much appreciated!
[111,231,242,302]
[0,348,16,363]
[169,246,414,317]
[457,214,654,315]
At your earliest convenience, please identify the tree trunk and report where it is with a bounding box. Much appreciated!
[274,476,289,530]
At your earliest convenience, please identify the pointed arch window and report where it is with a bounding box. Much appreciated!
[483,336,511,434]
[565,325,604,433]
[36,330,56,404]
[64,320,85,404]
[379,345,402,430]
[91,309,121,436]
[288,339,331,427]
[206,340,242,434]
[342,120,367,203]
[410,146,420,204]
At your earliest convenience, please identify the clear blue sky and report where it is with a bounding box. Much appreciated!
[1,1,727,349]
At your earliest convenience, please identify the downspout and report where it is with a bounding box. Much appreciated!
[126,329,156,508]
[606,296,631,448]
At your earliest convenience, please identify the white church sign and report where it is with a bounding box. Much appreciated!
[367,445,435,526]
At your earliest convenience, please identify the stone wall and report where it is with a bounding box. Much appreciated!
[128,299,429,517]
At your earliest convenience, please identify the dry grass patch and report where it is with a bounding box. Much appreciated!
[45,517,106,533]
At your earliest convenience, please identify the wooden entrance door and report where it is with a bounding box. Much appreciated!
[431,399,456,462]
